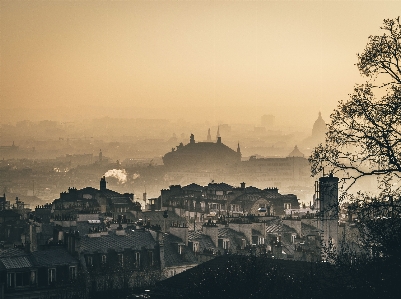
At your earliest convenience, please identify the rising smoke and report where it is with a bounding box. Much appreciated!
[104,169,127,184]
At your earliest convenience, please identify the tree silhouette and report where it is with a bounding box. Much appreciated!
[310,17,401,191]
[310,17,401,261]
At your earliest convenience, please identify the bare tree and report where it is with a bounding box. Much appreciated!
[310,17,401,192]
[310,17,401,261]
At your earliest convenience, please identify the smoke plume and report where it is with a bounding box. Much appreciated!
[104,169,127,184]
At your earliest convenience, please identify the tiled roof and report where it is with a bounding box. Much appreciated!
[79,187,98,194]
[136,211,184,222]
[191,223,204,232]
[0,248,26,257]
[32,248,78,267]
[188,231,203,239]
[0,256,33,269]
[110,197,131,204]
[207,183,233,191]
[217,228,246,250]
[101,189,122,198]
[163,234,198,267]
[80,230,157,253]
[182,184,204,192]
[245,186,262,193]
[188,232,217,252]
[281,224,298,233]
[301,222,320,236]
[266,224,282,233]
[282,242,296,256]
[232,194,267,204]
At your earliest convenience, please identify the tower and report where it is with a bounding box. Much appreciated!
[216,126,221,144]
[207,128,212,142]
[312,112,326,141]
[317,173,339,258]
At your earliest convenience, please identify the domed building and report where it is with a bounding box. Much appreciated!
[312,112,326,141]
[288,145,304,158]
[162,133,241,169]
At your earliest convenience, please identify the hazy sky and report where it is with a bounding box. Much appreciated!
[1,0,400,127]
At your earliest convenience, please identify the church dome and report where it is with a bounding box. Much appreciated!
[288,145,304,158]
[312,112,326,139]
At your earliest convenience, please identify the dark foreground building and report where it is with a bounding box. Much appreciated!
[152,255,401,299]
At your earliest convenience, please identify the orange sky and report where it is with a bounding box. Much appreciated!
[1,0,400,128]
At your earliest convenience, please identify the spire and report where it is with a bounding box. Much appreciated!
[207,128,212,142]
[288,145,304,158]
[216,126,221,143]
[237,142,241,153]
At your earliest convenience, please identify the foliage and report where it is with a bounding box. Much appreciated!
[347,194,401,261]
[310,17,401,262]
[310,17,401,191]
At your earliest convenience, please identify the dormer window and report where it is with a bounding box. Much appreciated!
[30,270,37,285]
[118,254,123,266]
[87,256,93,266]
[135,252,140,267]
[7,273,15,287]
[69,266,77,280]
[192,242,199,253]
[48,268,56,284]
[148,251,153,266]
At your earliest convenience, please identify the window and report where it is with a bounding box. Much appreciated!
[118,254,123,266]
[148,251,153,266]
[16,273,23,287]
[48,268,56,284]
[284,203,291,210]
[30,270,37,285]
[135,252,140,267]
[223,240,229,250]
[69,266,77,280]
[7,273,15,287]
[192,242,199,253]
[291,234,296,244]
[87,256,93,266]
[101,255,107,264]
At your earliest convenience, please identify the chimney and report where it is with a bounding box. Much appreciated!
[240,182,246,189]
[202,221,218,247]
[100,176,107,191]
[169,222,188,246]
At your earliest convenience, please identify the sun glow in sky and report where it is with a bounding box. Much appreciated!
[1,0,400,127]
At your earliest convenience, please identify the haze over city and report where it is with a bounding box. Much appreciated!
[0,1,401,298]
[1,0,399,128]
